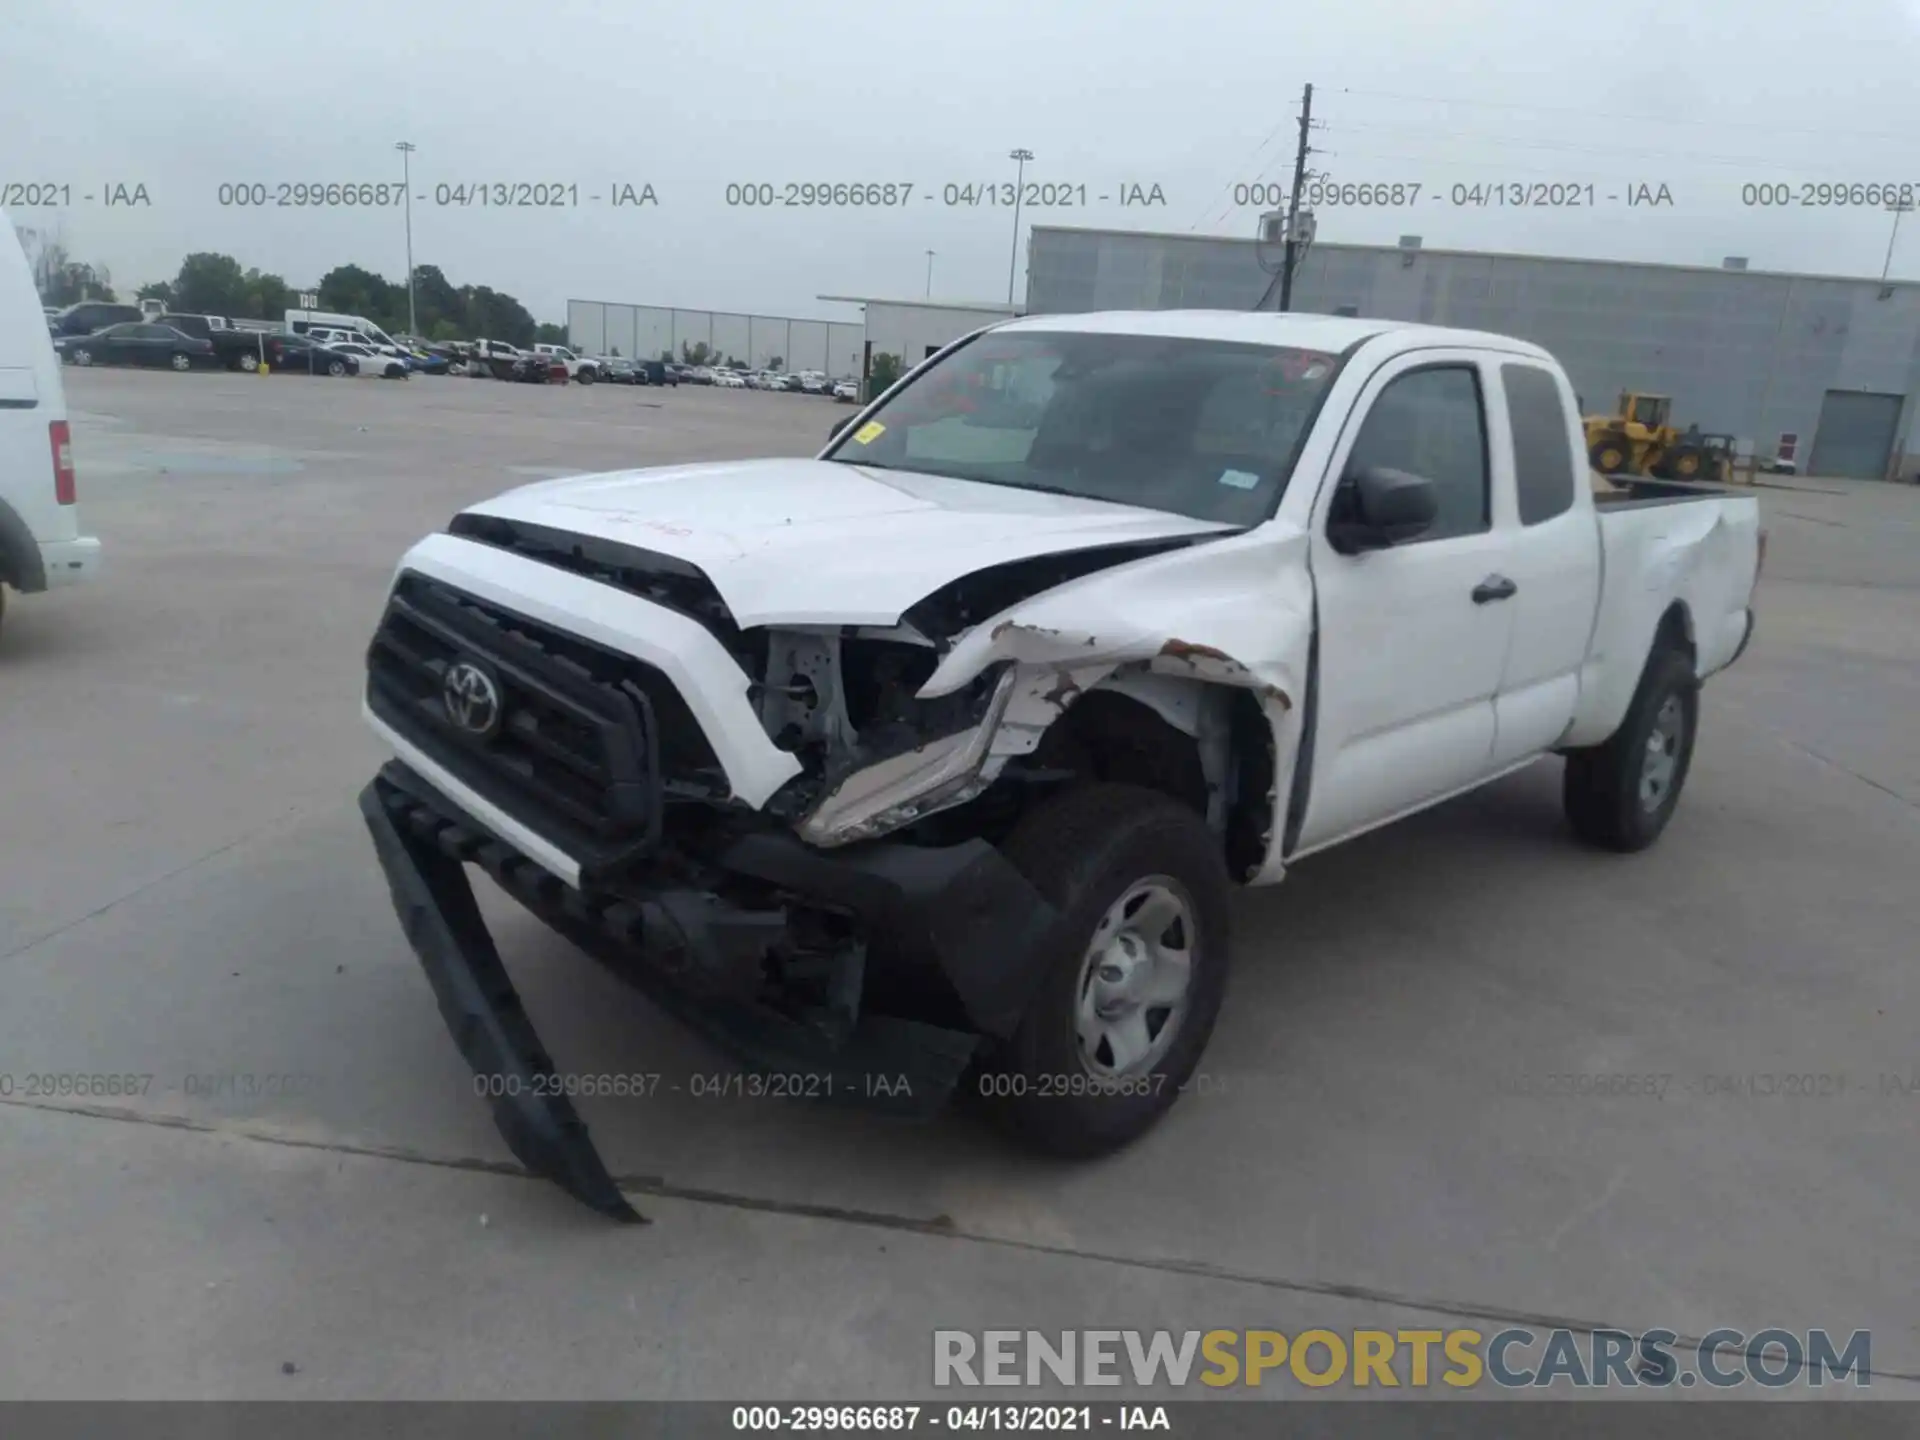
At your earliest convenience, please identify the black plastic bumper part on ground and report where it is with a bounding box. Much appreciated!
[360,761,1064,1220]
[358,776,644,1222]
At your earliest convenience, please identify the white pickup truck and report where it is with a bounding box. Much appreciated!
[358,311,1762,1220]
[532,343,599,384]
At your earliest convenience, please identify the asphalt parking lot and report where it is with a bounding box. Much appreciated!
[2,368,1917,1401]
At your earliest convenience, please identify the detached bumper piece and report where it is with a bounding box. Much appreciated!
[360,773,643,1221]
[362,762,1061,1220]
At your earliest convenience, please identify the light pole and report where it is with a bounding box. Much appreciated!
[925,249,936,297]
[1006,148,1032,307]
[1884,200,1913,282]
[395,141,418,337]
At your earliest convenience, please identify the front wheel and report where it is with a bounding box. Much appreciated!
[170,352,192,371]
[1589,435,1630,474]
[73,349,93,367]
[237,351,259,372]
[327,360,347,377]
[975,784,1232,1157]
[1563,646,1699,852]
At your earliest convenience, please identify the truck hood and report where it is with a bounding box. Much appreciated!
[462,457,1240,627]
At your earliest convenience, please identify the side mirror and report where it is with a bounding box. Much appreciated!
[828,414,856,442]
[1327,465,1438,553]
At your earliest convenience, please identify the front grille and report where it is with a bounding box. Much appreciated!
[366,575,730,854]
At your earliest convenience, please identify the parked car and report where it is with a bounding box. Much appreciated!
[686,366,714,385]
[400,346,452,376]
[56,322,214,371]
[602,358,640,384]
[531,344,598,384]
[510,352,568,384]
[713,369,746,388]
[153,313,275,372]
[355,310,1764,1221]
[264,333,359,377]
[640,359,677,387]
[47,301,143,339]
[798,371,829,394]
[2,223,102,639]
[469,339,523,380]
[332,342,409,379]
[832,378,859,402]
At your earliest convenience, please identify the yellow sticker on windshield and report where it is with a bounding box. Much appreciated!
[852,421,886,444]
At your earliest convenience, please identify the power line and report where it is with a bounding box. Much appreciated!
[1323,144,1920,188]
[1322,121,1861,170]
[1328,85,1920,146]
[1185,113,1297,231]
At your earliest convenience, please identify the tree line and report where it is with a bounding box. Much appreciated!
[21,232,564,348]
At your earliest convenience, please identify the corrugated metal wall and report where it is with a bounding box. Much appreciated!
[1026,228,1920,472]
[568,301,862,374]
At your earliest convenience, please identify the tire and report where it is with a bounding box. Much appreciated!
[73,349,93,367]
[1563,645,1699,852]
[1666,447,1704,480]
[576,369,595,385]
[327,360,347,377]
[1589,435,1629,474]
[974,784,1232,1157]
[170,352,191,371]
[238,352,259,372]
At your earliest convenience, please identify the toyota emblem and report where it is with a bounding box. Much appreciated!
[442,658,503,737]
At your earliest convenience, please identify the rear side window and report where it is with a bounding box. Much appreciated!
[1502,363,1578,525]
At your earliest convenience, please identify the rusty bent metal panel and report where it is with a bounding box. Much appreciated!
[358,779,644,1223]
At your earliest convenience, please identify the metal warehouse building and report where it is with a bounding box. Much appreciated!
[567,300,865,378]
[1024,224,1920,480]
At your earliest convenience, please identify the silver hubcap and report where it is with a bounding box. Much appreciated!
[1639,694,1685,811]
[1075,877,1196,1077]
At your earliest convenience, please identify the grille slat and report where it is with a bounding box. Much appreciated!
[365,574,731,852]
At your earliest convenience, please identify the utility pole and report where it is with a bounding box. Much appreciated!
[1884,199,1913,281]
[396,141,418,336]
[926,249,936,298]
[1007,148,1033,307]
[1278,83,1313,311]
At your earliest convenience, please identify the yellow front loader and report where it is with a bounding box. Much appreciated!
[1583,392,1730,482]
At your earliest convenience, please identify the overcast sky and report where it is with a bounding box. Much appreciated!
[8,0,1920,325]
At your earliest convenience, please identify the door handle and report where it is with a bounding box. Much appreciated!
[1472,575,1518,604]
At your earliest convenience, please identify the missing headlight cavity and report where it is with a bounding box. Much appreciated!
[752,626,1006,817]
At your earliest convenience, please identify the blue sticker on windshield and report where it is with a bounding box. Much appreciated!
[1218,469,1260,490]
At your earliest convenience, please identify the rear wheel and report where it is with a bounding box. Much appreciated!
[1563,646,1699,852]
[975,784,1232,1157]
[237,351,259,372]
[73,349,93,367]
[1666,446,1704,480]
[169,352,191,372]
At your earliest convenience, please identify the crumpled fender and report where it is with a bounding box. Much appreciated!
[916,523,1318,881]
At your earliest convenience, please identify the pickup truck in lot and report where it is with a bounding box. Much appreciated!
[357,312,1762,1220]
[153,314,271,372]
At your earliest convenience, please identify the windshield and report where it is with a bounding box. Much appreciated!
[824,329,1340,524]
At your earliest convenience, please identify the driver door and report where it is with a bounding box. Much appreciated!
[1292,351,1519,852]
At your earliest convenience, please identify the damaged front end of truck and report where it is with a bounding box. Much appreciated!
[358,508,1313,1220]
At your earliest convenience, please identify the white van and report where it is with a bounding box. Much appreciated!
[284,309,407,358]
[0,215,102,638]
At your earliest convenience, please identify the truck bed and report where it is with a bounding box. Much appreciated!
[1590,472,1746,509]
